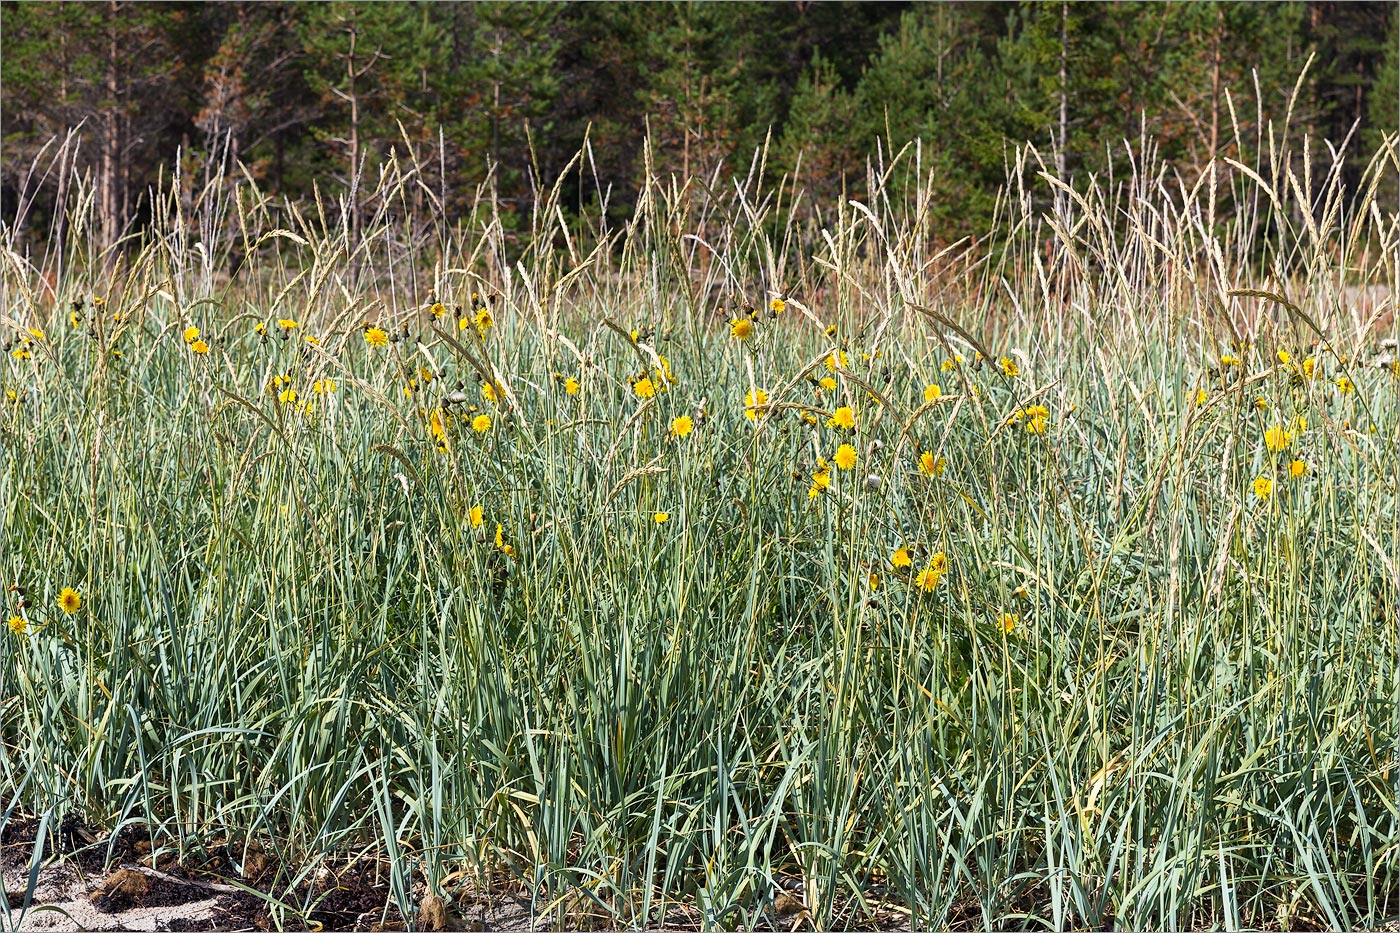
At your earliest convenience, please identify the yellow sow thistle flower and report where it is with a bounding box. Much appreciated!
[670,414,694,438]
[8,615,26,635]
[469,505,484,529]
[278,387,298,405]
[891,547,912,570]
[918,451,945,476]
[827,406,855,430]
[826,350,848,372]
[819,376,837,392]
[11,345,32,361]
[1263,425,1292,452]
[494,523,516,558]
[634,376,657,399]
[1288,459,1310,478]
[312,379,336,394]
[364,327,388,347]
[999,612,1018,634]
[58,587,81,614]
[183,325,200,344]
[654,512,670,524]
[1303,357,1316,379]
[1220,354,1239,367]
[430,301,447,319]
[1254,397,1269,412]
[833,443,857,471]
[277,318,299,330]
[914,563,945,592]
[1277,349,1291,365]
[471,414,491,433]
[481,382,498,404]
[923,384,942,403]
[190,339,210,355]
[564,377,580,396]
[998,356,1019,378]
[770,297,786,314]
[743,388,768,420]
[1336,376,1355,394]
[730,318,755,341]
[1194,388,1209,406]
[1253,475,1273,500]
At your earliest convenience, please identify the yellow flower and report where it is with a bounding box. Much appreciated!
[1254,397,1269,412]
[1302,357,1316,378]
[654,512,670,523]
[494,523,516,558]
[57,587,81,614]
[472,414,491,433]
[312,379,336,394]
[941,355,963,372]
[999,612,1018,634]
[1194,388,1209,406]
[430,301,447,319]
[818,376,837,392]
[70,310,82,327]
[1263,425,1292,452]
[183,325,200,343]
[1336,376,1355,394]
[670,415,694,438]
[918,451,945,476]
[7,615,25,635]
[833,443,857,471]
[868,573,880,591]
[1252,475,1273,500]
[364,327,388,347]
[190,339,210,355]
[891,547,912,570]
[923,384,942,403]
[634,376,657,399]
[914,564,944,592]
[305,334,320,346]
[564,377,580,395]
[998,356,1019,377]
[1277,349,1291,365]
[1220,354,1239,367]
[770,297,786,314]
[277,318,299,330]
[482,382,497,404]
[730,318,755,340]
[469,505,484,528]
[278,388,298,404]
[825,350,848,372]
[1288,459,1309,478]
[475,308,494,335]
[827,406,855,430]
[11,346,32,360]
[1025,413,1049,434]
[255,322,268,336]
[744,388,768,420]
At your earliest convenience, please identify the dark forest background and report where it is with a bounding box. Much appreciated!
[2,1,1397,251]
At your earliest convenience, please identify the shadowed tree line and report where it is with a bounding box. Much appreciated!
[1,0,1396,252]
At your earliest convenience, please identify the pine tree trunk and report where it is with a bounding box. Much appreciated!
[1057,1,1068,180]
[102,0,121,255]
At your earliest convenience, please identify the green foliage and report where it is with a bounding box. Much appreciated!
[3,114,1400,928]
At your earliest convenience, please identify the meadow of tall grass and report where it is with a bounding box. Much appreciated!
[3,116,1400,931]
